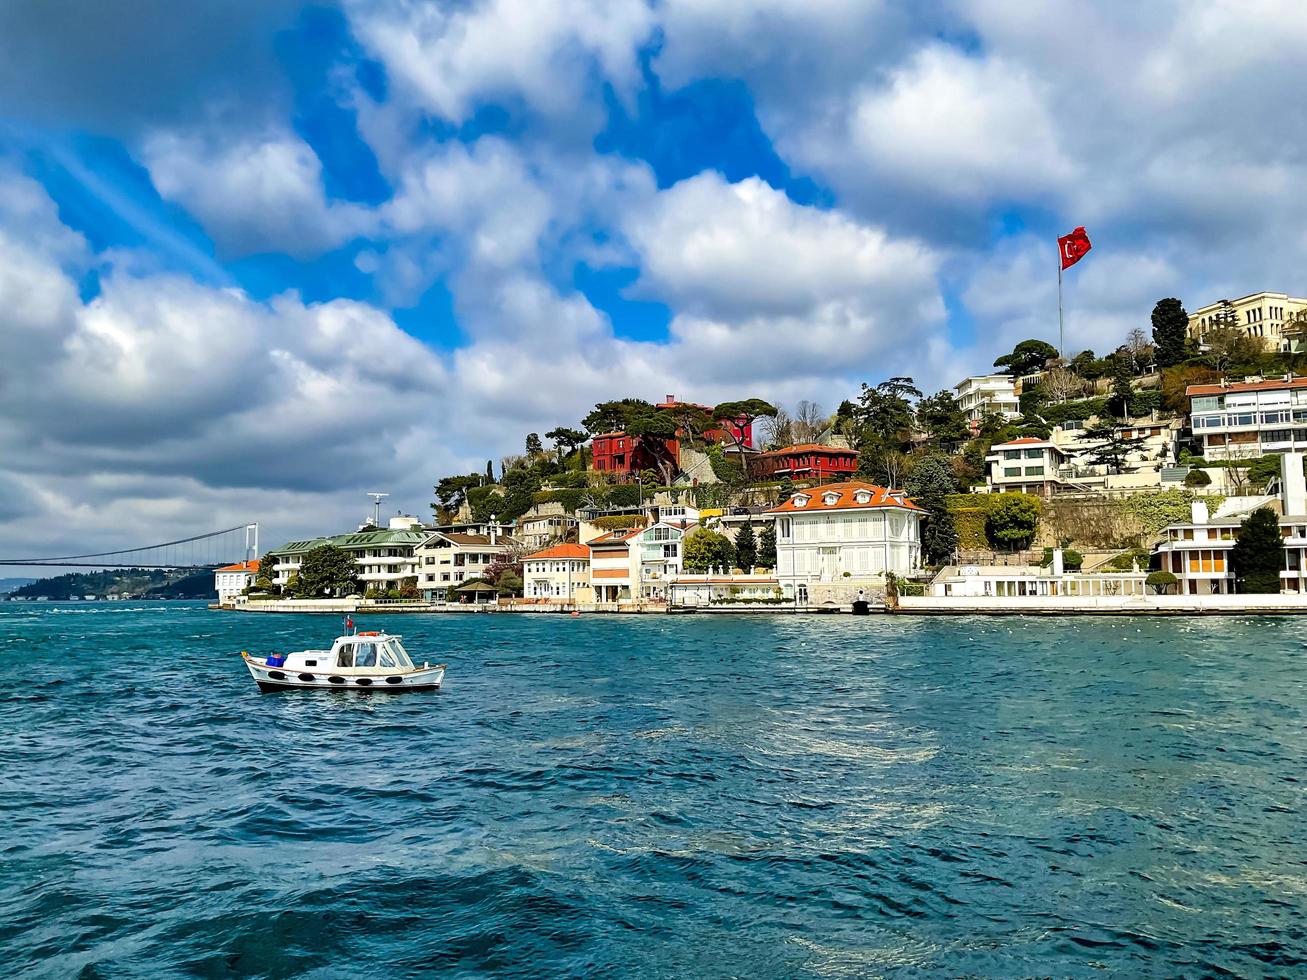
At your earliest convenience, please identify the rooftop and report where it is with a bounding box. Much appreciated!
[216,560,260,573]
[759,443,858,457]
[1187,376,1307,397]
[766,481,924,514]
[524,543,590,561]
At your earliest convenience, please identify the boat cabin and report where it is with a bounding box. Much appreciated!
[330,633,414,670]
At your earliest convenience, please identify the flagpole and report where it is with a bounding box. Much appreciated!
[1057,252,1064,362]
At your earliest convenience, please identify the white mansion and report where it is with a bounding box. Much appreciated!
[767,481,924,604]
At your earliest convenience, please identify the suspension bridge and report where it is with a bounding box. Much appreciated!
[0,524,260,570]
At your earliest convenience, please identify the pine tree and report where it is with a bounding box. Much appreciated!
[1231,507,1283,594]
[485,459,494,483]
[734,521,757,570]
[757,523,777,569]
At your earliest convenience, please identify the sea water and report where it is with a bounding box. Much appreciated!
[2,602,1305,977]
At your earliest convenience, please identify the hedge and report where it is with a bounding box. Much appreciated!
[1040,397,1108,425]
[591,514,648,531]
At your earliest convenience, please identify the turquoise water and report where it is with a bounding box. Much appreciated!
[3,602,1306,977]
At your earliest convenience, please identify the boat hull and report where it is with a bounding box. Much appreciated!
[244,658,445,693]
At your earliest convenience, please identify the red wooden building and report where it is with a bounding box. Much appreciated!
[750,444,859,482]
[590,394,754,479]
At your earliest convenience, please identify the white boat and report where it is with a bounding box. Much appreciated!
[242,631,446,692]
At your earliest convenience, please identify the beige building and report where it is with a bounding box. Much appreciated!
[522,543,591,600]
[954,374,1020,426]
[1188,292,1307,352]
[416,526,514,599]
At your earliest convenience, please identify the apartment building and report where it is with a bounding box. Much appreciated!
[522,543,590,600]
[587,527,641,602]
[633,521,695,599]
[1188,375,1307,460]
[1188,292,1307,352]
[268,523,427,593]
[1153,452,1307,594]
[767,481,923,605]
[416,526,513,599]
[985,438,1071,495]
[955,374,1021,426]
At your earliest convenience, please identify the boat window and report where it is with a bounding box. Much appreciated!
[335,643,355,668]
[355,643,378,667]
[391,641,414,669]
[379,643,397,668]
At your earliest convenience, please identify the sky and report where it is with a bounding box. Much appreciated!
[1,0,1306,571]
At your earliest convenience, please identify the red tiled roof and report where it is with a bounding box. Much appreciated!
[992,437,1047,446]
[523,543,589,561]
[1187,377,1307,396]
[217,560,260,573]
[766,481,925,514]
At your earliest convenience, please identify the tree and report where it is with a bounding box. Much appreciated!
[757,523,777,569]
[906,455,960,564]
[1083,419,1145,474]
[1124,328,1154,372]
[1151,298,1189,367]
[916,389,970,444]
[1040,365,1084,404]
[760,406,795,449]
[435,474,483,514]
[994,339,1058,377]
[1247,454,1285,490]
[545,426,589,464]
[713,398,778,471]
[682,528,736,572]
[734,522,757,569]
[1184,469,1212,488]
[485,460,494,483]
[794,400,827,443]
[986,494,1040,550]
[1231,506,1283,593]
[295,545,359,597]
[1146,570,1178,594]
[1202,322,1261,373]
[525,432,544,459]
[582,398,655,434]
[1161,364,1220,414]
[1110,352,1134,419]
[855,378,920,448]
[625,411,681,484]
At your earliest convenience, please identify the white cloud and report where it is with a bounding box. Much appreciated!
[142,129,373,257]
[344,0,655,127]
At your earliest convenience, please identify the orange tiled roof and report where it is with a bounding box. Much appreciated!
[591,568,629,579]
[587,527,642,544]
[766,481,925,514]
[217,560,260,573]
[1187,376,1307,396]
[991,436,1047,446]
[523,543,590,561]
[760,443,857,457]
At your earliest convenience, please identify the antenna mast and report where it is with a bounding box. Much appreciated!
[366,492,389,528]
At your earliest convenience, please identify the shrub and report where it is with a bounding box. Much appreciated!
[898,581,925,596]
[1040,547,1084,570]
[1040,396,1109,426]
[1184,469,1212,487]
[591,514,648,531]
[1128,388,1162,417]
[1107,547,1151,571]
[1145,570,1178,594]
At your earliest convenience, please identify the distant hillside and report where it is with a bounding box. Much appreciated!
[9,568,214,600]
[0,578,36,594]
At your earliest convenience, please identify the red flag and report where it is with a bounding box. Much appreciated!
[1058,227,1092,270]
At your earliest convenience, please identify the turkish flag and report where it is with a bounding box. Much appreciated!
[1058,227,1092,269]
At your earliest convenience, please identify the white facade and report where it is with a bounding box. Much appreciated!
[955,374,1020,425]
[588,529,640,602]
[269,529,426,593]
[769,483,923,602]
[634,521,694,598]
[214,561,258,604]
[1189,377,1307,460]
[522,544,590,599]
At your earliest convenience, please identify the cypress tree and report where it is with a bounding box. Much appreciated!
[757,523,777,569]
[1111,353,1134,419]
[1151,297,1189,367]
[485,459,494,484]
[735,521,757,570]
[1231,507,1283,594]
